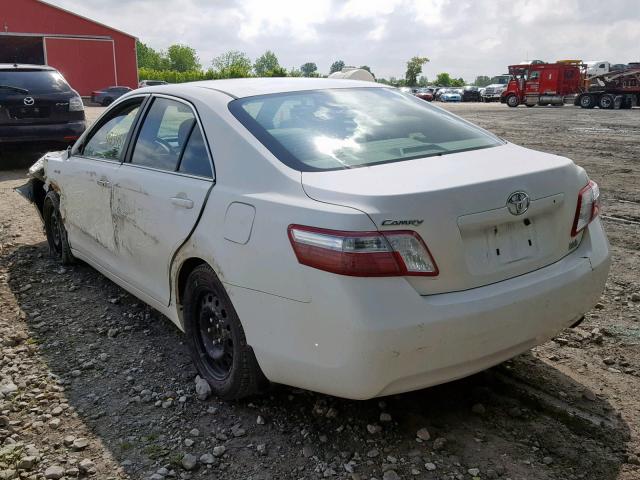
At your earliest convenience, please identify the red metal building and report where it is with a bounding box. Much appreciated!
[0,0,138,96]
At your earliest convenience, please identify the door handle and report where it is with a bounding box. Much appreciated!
[96,179,111,187]
[171,197,194,209]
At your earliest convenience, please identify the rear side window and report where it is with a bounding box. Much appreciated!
[229,87,503,172]
[83,102,141,160]
[131,97,196,171]
[178,126,212,178]
[0,70,70,94]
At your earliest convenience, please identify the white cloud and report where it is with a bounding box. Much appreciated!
[45,0,640,81]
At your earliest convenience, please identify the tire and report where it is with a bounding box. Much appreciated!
[183,264,267,400]
[43,191,75,265]
[599,94,614,109]
[506,95,519,107]
[579,94,596,109]
[525,104,534,108]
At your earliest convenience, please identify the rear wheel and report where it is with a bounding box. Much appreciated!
[578,94,596,109]
[183,265,267,400]
[598,94,614,109]
[506,95,519,107]
[43,191,74,265]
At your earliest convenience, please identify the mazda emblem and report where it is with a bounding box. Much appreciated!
[506,191,530,216]
[23,97,35,106]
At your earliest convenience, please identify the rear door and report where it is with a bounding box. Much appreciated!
[109,95,214,305]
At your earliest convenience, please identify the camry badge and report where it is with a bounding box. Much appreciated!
[381,219,424,226]
[506,191,530,216]
[23,97,35,106]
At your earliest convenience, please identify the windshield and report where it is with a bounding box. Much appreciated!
[229,87,503,172]
[0,70,71,94]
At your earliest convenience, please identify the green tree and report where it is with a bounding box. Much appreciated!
[288,67,303,77]
[212,50,252,78]
[451,77,466,87]
[264,66,288,77]
[473,75,492,87]
[435,72,452,86]
[418,75,428,87]
[167,44,200,72]
[330,60,345,74]
[300,62,318,77]
[254,50,280,77]
[405,56,429,86]
[136,41,167,70]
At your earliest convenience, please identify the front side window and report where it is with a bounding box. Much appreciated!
[530,71,540,80]
[131,97,197,171]
[229,87,503,172]
[83,101,141,160]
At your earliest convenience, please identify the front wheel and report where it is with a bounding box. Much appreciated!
[43,191,75,265]
[506,95,520,107]
[183,265,267,400]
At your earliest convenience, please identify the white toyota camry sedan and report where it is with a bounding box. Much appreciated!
[20,78,610,400]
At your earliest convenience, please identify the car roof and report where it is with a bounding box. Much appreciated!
[146,77,388,99]
[0,63,57,71]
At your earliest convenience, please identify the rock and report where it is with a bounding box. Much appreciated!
[44,465,65,479]
[630,293,640,302]
[543,456,553,465]
[508,406,523,418]
[78,458,95,473]
[416,427,431,441]
[367,424,382,434]
[184,438,194,447]
[425,462,437,471]
[212,445,226,457]
[63,435,76,447]
[200,453,215,464]
[17,456,38,470]
[325,407,338,418]
[366,448,379,458]
[49,418,61,430]
[181,453,197,471]
[189,428,200,437]
[107,328,119,338]
[256,415,266,425]
[594,302,605,310]
[72,437,89,450]
[471,403,486,415]
[231,426,246,437]
[627,454,640,465]
[194,376,211,401]
[66,467,80,476]
[302,445,315,458]
[0,382,18,396]
[603,357,615,365]
[411,468,421,475]
[468,467,481,476]
[379,412,392,422]
[323,467,336,477]
[0,470,17,480]
[382,470,400,480]
[433,437,447,450]
[256,444,267,455]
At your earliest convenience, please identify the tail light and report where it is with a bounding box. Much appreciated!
[287,225,438,277]
[571,180,600,236]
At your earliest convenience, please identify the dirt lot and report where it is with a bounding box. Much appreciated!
[1,103,639,480]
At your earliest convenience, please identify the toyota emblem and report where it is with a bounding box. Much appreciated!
[23,97,35,106]
[506,191,530,216]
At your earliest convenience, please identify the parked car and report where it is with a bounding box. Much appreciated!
[138,80,168,88]
[18,78,610,400]
[462,86,481,102]
[0,64,86,147]
[414,87,433,101]
[91,86,132,106]
[440,89,462,102]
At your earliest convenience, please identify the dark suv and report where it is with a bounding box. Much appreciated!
[0,64,86,146]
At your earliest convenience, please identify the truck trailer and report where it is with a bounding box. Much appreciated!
[575,66,640,109]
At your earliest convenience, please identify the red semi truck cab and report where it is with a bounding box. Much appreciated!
[501,62,585,107]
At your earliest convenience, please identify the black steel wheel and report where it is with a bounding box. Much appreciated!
[598,94,614,109]
[579,94,595,109]
[183,264,267,400]
[43,191,74,265]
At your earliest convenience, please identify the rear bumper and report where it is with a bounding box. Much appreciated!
[230,219,610,399]
[0,120,86,144]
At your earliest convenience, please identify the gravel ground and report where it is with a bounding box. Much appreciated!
[1,103,639,480]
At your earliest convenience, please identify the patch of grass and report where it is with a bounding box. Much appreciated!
[144,444,167,459]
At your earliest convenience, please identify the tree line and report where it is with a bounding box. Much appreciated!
[137,41,491,87]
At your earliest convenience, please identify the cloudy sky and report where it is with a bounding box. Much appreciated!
[48,0,639,81]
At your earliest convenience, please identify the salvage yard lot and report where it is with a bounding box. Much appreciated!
[1,103,639,480]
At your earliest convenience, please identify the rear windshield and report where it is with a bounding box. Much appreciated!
[229,87,503,172]
[0,70,71,94]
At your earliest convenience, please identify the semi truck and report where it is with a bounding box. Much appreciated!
[500,61,584,107]
[480,75,510,102]
[575,65,640,109]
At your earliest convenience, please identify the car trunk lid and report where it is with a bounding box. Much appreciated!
[301,143,587,295]
[0,91,74,126]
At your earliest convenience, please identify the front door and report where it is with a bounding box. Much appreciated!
[60,97,144,267]
[109,96,214,305]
